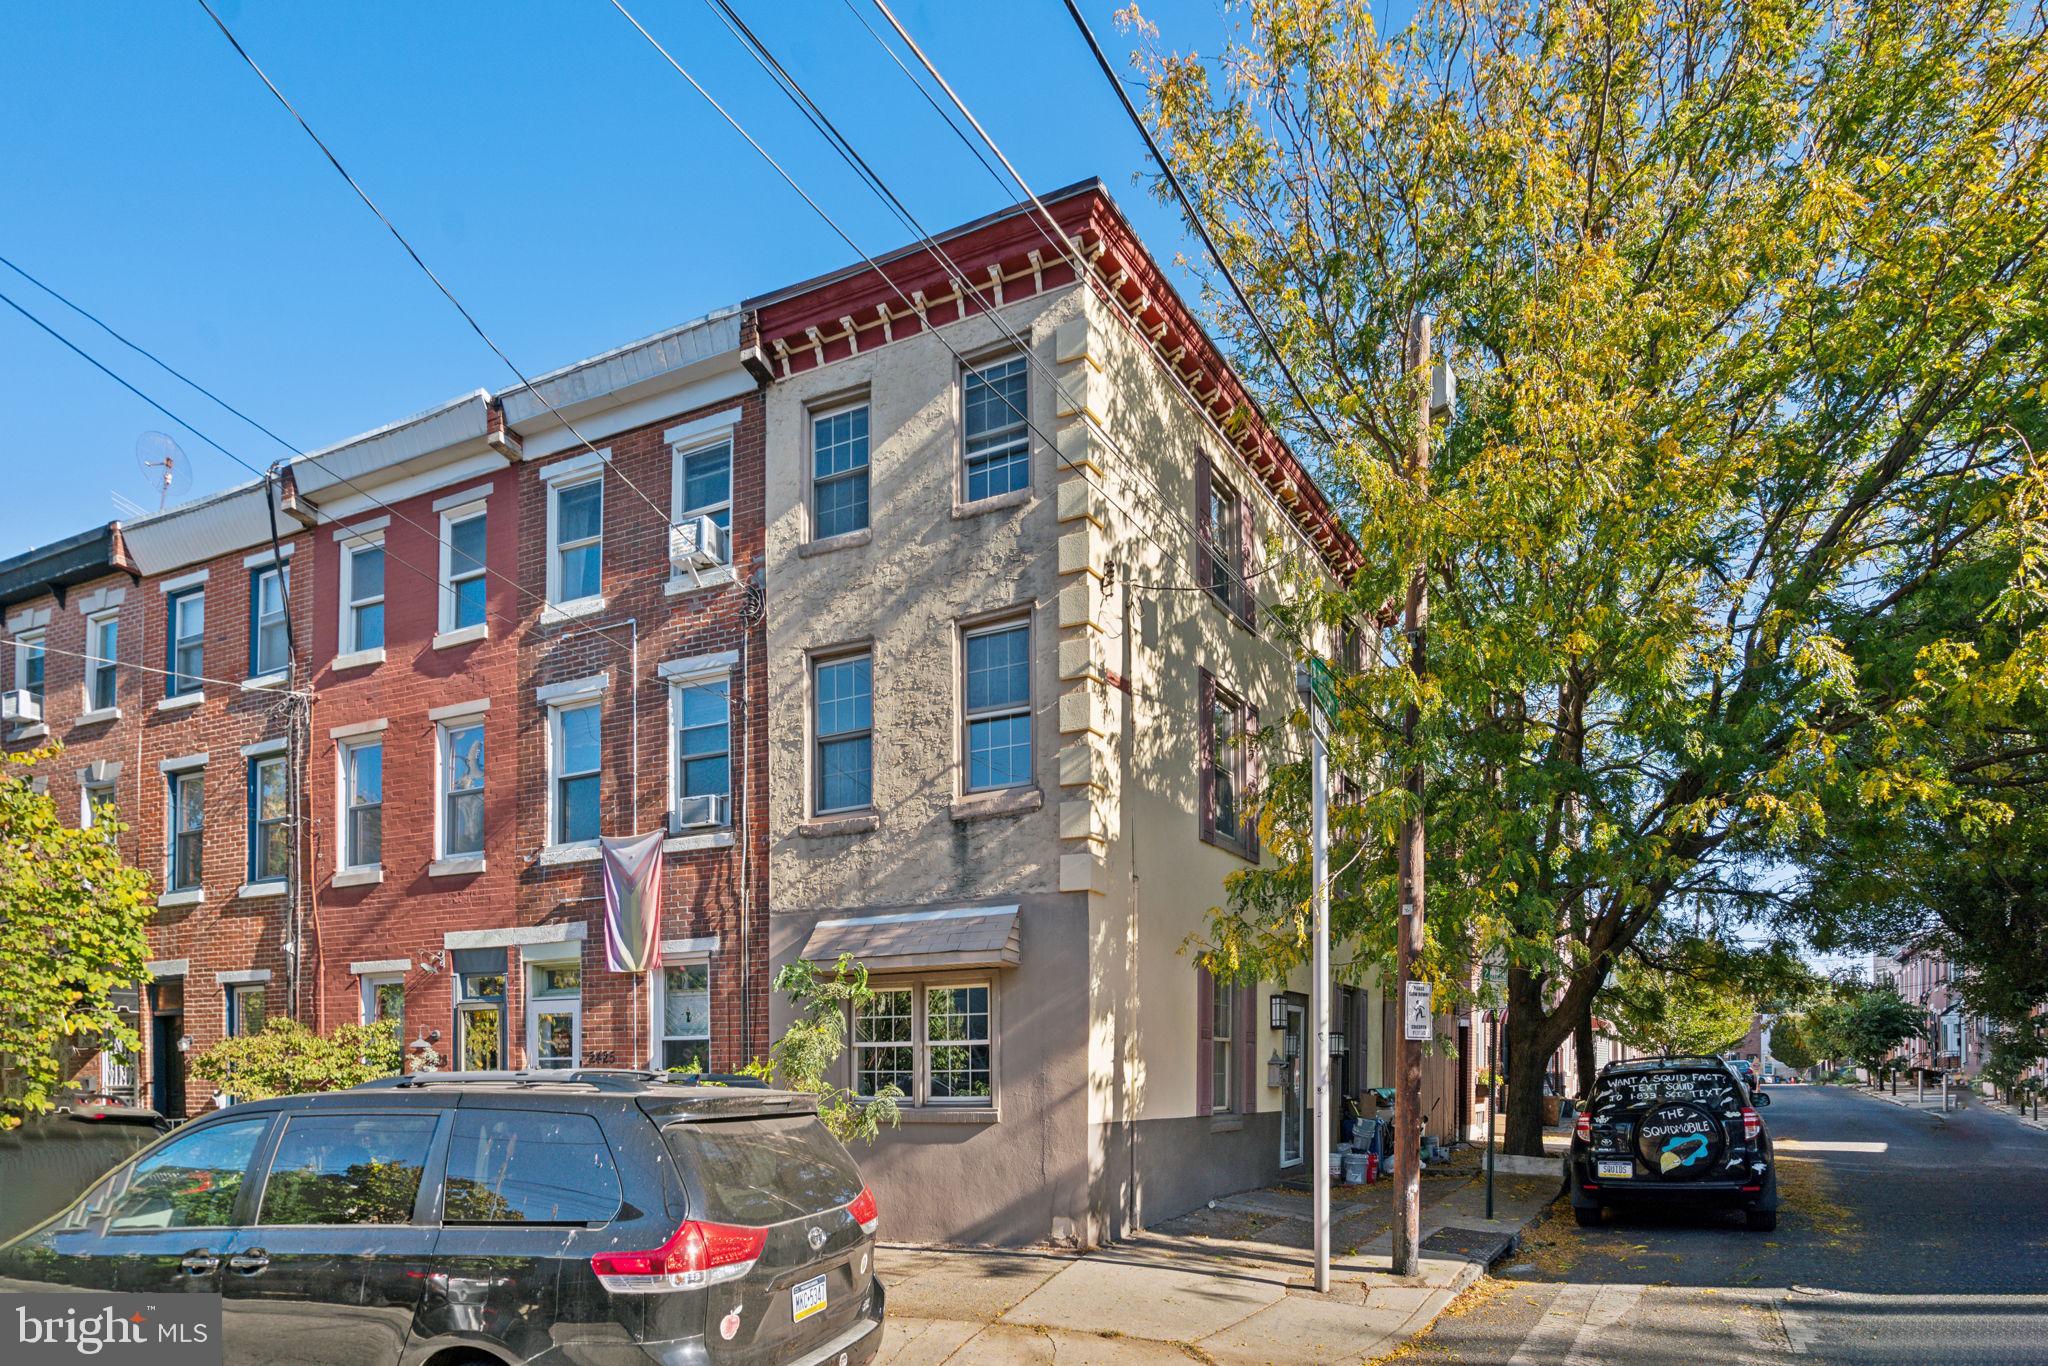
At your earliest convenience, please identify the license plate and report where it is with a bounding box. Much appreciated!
[792,1273,828,1323]
[1597,1159,1633,1179]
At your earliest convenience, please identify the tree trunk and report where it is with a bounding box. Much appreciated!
[1573,993,1598,1100]
[1503,1006,1551,1156]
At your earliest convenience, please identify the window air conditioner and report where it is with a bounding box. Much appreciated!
[668,515,730,573]
[0,690,41,725]
[669,794,729,833]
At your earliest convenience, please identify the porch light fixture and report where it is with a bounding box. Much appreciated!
[1269,995,1286,1029]
[1330,1031,1347,1055]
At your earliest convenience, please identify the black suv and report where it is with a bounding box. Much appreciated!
[0,1070,886,1365]
[1569,1056,1778,1231]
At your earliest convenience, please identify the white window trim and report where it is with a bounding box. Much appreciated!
[960,617,1033,794]
[812,649,874,817]
[1211,979,1236,1114]
[84,609,119,712]
[166,766,205,894]
[525,959,584,1070]
[544,468,606,614]
[337,735,383,873]
[647,954,714,1071]
[251,562,290,680]
[436,714,487,861]
[14,626,45,693]
[670,429,736,541]
[167,588,205,697]
[668,666,733,828]
[808,399,872,542]
[80,779,116,829]
[360,972,404,1026]
[851,976,997,1109]
[960,353,1032,503]
[339,531,387,656]
[437,498,490,636]
[546,697,604,851]
[248,752,290,885]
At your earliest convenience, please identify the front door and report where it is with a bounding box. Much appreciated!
[1281,999,1306,1167]
[150,1000,185,1117]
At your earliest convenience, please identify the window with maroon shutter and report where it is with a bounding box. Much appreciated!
[1236,485,1258,629]
[1244,702,1262,862]
[1195,965,1214,1114]
[1238,981,1258,1114]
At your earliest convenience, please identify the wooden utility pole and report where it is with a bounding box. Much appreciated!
[1392,312,1431,1278]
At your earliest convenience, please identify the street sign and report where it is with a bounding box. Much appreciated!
[1305,655,1338,723]
[1403,980,1434,1041]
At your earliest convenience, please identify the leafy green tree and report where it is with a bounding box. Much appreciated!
[0,746,155,1128]
[1807,986,1926,1075]
[770,956,901,1145]
[1134,0,2048,1151]
[1770,1015,1816,1072]
[189,1018,407,1100]
[1602,958,1756,1057]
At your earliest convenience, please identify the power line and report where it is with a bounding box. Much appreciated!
[190,0,676,532]
[1055,0,1338,449]
[12,635,307,701]
[0,252,636,659]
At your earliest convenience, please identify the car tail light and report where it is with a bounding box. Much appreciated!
[591,1220,766,1293]
[1574,1111,1592,1142]
[848,1184,880,1237]
[1741,1106,1761,1142]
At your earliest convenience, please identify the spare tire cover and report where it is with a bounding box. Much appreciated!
[1636,1103,1723,1180]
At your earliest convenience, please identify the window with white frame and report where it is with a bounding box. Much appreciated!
[86,612,118,711]
[14,628,45,703]
[361,973,404,1025]
[249,755,289,883]
[656,962,711,1070]
[550,476,604,606]
[962,355,1030,502]
[227,983,266,1038]
[527,961,582,1070]
[811,404,870,540]
[672,676,730,822]
[440,506,488,632]
[340,738,383,869]
[551,701,602,844]
[168,770,203,890]
[251,563,289,676]
[167,588,204,696]
[1210,978,1235,1112]
[676,438,733,533]
[962,620,1030,791]
[341,540,385,653]
[813,652,872,814]
[852,981,993,1106]
[439,720,485,857]
[81,778,116,828]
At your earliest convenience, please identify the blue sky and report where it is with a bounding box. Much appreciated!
[0,0,1244,550]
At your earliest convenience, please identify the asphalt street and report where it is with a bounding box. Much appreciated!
[1409,1083,2048,1364]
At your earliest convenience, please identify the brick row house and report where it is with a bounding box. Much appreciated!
[0,182,1469,1246]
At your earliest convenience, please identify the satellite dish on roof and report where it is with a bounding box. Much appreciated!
[136,431,192,511]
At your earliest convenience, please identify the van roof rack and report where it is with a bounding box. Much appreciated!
[353,1068,666,1093]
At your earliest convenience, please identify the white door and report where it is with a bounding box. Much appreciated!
[1281,1000,1306,1166]
[527,962,582,1069]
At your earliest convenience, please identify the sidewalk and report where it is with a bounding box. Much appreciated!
[873,1146,1562,1364]
[1856,1081,2048,1133]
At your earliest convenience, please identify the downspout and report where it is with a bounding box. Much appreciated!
[739,571,766,1063]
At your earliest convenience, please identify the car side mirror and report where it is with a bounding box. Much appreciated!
[1752,1091,1770,1107]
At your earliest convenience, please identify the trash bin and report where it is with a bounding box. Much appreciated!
[1343,1151,1368,1184]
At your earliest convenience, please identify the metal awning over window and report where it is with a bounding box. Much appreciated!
[799,905,1021,974]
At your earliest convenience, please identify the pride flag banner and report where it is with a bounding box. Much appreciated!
[599,830,664,973]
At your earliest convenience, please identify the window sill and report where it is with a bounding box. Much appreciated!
[538,842,602,866]
[331,866,385,888]
[951,785,1044,823]
[952,488,1032,521]
[665,564,737,597]
[799,812,879,838]
[157,693,204,713]
[236,881,286,901]
[432,624,489,650]
[1209,1115,1245,1134]
[242,671,288,692]
[331,648,385,673]
[157,889,204,909]
[73,706,122,726]
[891,1107,1000,1126]
[1200,831,1259,865]
[665,829,737,853]
[541,595,608,624]
[429,855,486,878]
[9,723,50,740]
[798,527,871,559]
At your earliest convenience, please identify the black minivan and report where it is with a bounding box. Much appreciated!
[1569,1056,1778,1231]
[0,1070,886,1365]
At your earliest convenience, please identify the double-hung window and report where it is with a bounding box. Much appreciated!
[1203,477,1243,608]
[679,439,733,533]
[167,589,204,696]
[361,974,404,1025]
[811,404,870,540]
[86,612,118,711]
[251,563,289,677]
[852,981,993,1106]
[963,621,1030,791]
[456,968,505,1070]
[81,779,116,828]
[169,770,204,891]
[552,701,602,844]
[13,628,44,706]
[962,356,1030,502]
[341,540,385,653]
[340,739,383,870]
[656,962,712,1070]
[1210,976,1235,1112]
[1198,669,1257,856]
[248,755,289,884]
[813,652,873,813]
[227,983,266,1038]
[551,477,604,606]
[441,507,488,632]
[439,721,485,857]
[673,677,730,820]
